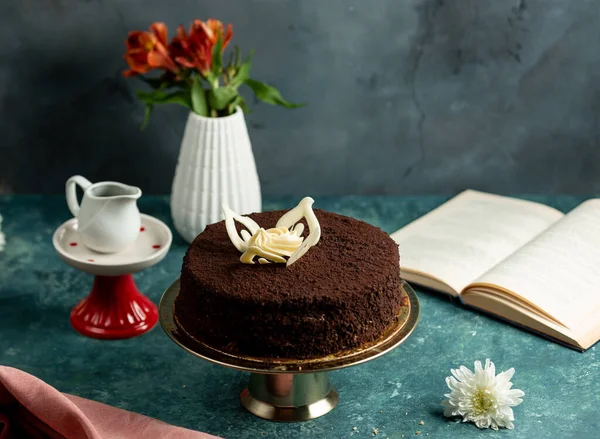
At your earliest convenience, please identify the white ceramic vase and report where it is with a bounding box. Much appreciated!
[170,108,262,243]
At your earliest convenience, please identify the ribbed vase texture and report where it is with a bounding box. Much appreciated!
[170,109,262,243]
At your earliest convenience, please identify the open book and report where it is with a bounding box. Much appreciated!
[390,190,600,351]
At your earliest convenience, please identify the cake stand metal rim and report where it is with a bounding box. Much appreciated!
[159,278,420,374]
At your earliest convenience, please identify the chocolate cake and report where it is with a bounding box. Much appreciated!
[174,208,405,359]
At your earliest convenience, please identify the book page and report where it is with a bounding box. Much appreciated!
[391,190,564,294]
[468,199,600,333]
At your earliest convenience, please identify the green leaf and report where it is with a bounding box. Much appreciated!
[137,90,192,108]
[210,32,223,79]
[136,89,192,129]
[227,50,235,69]
[141,104,153,130]
[233,45,241,67]
[244,78,304,108]
[208,86,238,111]
[230,51,253,88]
[227,95,250,114]
[138,75,186,90]
[238,98,250,113]
[191,76,208,116]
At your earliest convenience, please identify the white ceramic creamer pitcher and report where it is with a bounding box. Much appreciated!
[66,175,142,253]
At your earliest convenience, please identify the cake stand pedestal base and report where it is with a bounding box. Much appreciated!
[70,274,158,340]
[241,372,339,422]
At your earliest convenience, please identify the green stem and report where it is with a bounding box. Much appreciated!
[210,76,220,117]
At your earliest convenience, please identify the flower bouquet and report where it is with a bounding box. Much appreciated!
[123,20,301,128]
[123,19,302,242]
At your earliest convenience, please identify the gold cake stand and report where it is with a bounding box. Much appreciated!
[159,279,420,422]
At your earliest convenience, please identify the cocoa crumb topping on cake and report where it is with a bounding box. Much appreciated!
[174,208,404,359]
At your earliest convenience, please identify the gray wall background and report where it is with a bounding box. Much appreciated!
[1,0,599,195]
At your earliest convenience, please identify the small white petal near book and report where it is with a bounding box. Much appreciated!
[391,189,600,350]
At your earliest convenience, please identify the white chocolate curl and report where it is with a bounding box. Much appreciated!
[223,197,321,267]
[240,227,303,264]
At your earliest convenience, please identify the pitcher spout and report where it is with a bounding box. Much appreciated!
[86,182,142,200]
[122,184,142,200]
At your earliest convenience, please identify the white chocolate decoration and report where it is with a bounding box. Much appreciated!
[222,205,260,252]
[240,227,303,264]
[222,197,321,267]
[276,197,321,266]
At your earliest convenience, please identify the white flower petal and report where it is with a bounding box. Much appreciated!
[497,367,515,382]
[446,376,461,392]
[506,389,525,405]
[473,360,484,375]
[453,365,474,382]
[485,358,495,376]
[475,417,491,429]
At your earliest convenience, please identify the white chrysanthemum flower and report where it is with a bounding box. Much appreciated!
[442,359,525,430]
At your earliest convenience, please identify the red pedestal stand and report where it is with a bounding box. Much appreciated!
[70,274,158,339]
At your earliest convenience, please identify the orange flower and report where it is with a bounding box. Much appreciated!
[170,19,233,75]
[195,19,233,49]
[123,23,179,77]
[168,25,195,68]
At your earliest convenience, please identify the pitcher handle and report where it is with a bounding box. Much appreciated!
[66,175,92,217]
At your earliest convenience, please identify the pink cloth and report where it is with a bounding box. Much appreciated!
[0,367,220,439]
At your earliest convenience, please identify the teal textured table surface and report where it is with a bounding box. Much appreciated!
[0,195,598,438]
